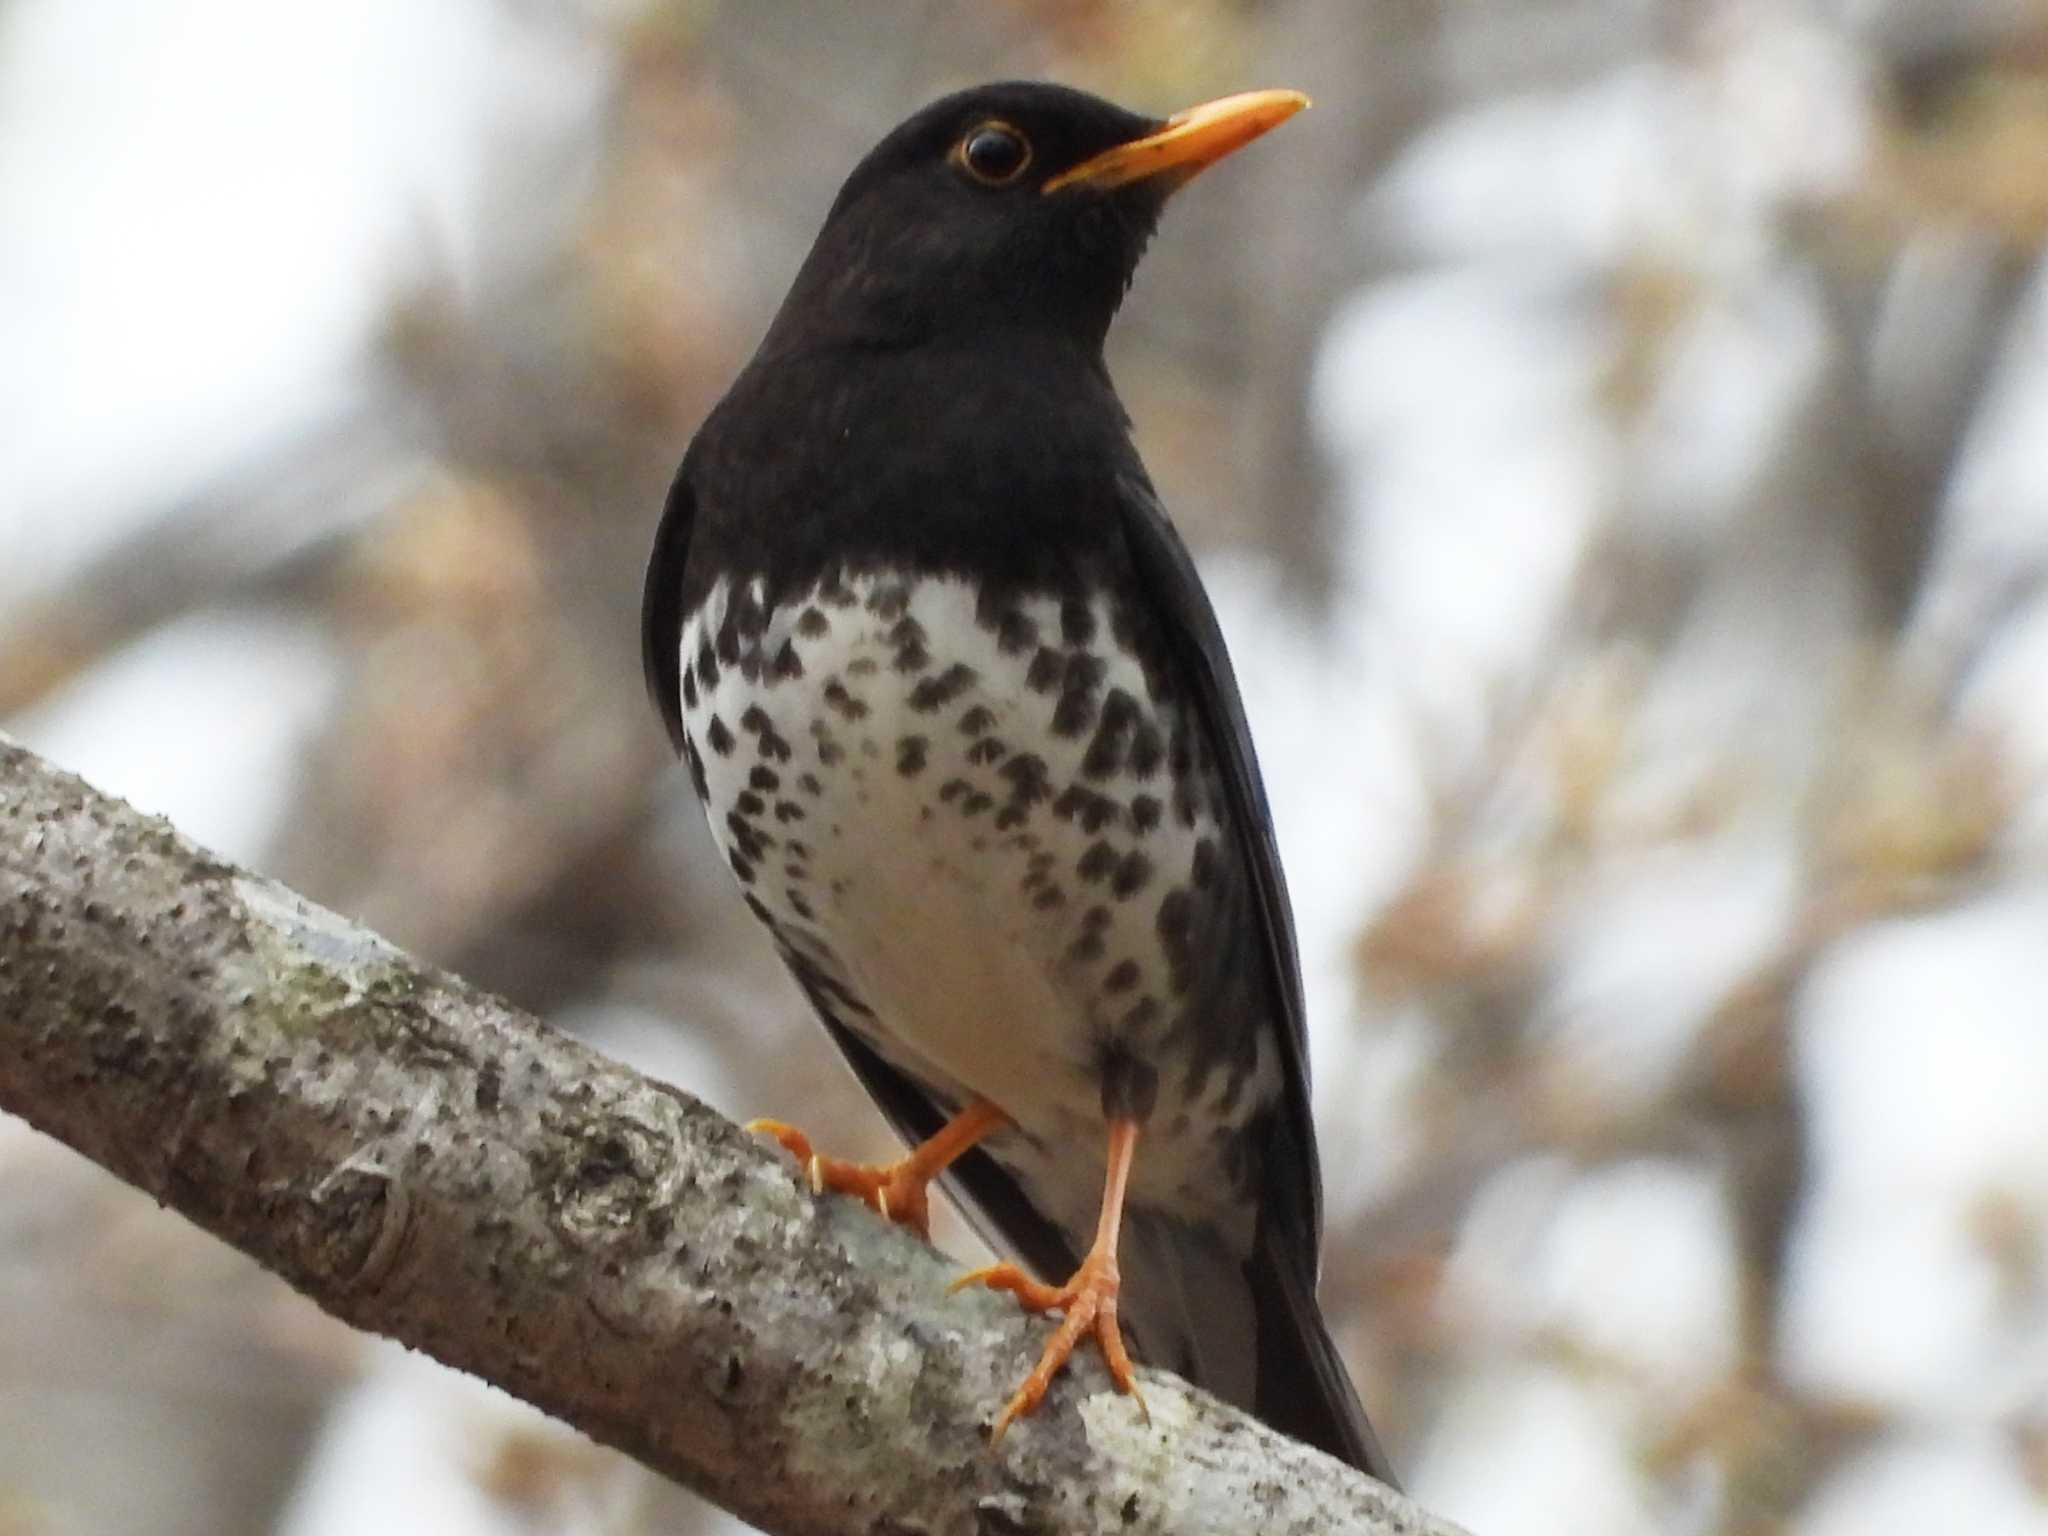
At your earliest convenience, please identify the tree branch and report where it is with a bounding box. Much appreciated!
[0,737,1457,1536]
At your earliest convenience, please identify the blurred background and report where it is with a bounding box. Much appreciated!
[5,0,2048,1532]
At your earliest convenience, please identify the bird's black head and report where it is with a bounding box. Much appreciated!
[756,81,1307,360]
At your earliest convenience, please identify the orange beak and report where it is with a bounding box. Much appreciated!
[1041,88,1309,195]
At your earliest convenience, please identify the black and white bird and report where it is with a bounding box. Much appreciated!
[642,79,1395,1484]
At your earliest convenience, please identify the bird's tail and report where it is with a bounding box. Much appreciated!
[1119,1211,1399,1488]
[1248,1222,1400,1488]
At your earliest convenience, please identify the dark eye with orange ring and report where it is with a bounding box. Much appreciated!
[955,123,1031,185]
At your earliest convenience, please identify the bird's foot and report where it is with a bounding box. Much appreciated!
[747,1100,1008,1242]
[745,1119,936,1239]
[950,1247,1148,1439]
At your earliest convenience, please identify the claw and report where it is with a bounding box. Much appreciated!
[742,1102,1007,1244]
[951,1117,1147,1440]
[957,1250,1146,1440]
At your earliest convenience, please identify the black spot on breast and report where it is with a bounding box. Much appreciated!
[1130,794,1162,833]
[797,606,830,638]
[1052,653,1107,737]
[1111,849,1153,898]
[758,725,793,762]
[735,790,765,817]
[798,772,824,796]
[1121,996,1160,1032]
[787,889,815,921]
[705,716,736,756]
[1000,752,1050,805]
[888,615,926,651]
[743,893,773,925]
[1060,597,1097,646]
[774,800,805,823]
[823,679,869,721]
[1082,689,1140,780]
[726,811,774,862]
[997,610,1037,654]
[681,667,698,710]
[1192,838,1220,890]
[1156,889,1195,993]
[965,737,1006,767]
[818,565,857,608]
[696,638,720,691]
[961,790,994,817]
[1103,958,1140,993]
[938,777,970,803]
[866,581,910,620]
[772,639,804,680]
[1128,719,1164,779]
[976,587,1040,655]
[1025,647,1064,694]
[908,663,977,712]
[1032,884,1066,911]
[729,848,757,885]
[1052,784,1121,834]
[896,735,928,776]
[1067,927,1105,963]
[749,765,780,792]
[683,738,708,801]
[1077,841,1118,883]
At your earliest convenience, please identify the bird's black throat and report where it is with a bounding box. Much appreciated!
[673,328,1148,617]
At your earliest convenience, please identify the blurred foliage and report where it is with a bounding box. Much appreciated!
[6,1,2048,1534]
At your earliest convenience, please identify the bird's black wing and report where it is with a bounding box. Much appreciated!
[1114,470,1399,1486]
[641,465,696,752]
[1111,469,1321,1240]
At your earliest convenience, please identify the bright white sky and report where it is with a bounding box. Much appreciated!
[0,0,600,598]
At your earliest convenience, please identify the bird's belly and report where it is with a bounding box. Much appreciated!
[674,569,1267,1210]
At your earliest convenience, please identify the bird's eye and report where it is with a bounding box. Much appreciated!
[955,123,1032,186]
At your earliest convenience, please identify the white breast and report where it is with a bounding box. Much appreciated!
[675,569,1224,1225]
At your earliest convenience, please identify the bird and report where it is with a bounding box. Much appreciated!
[641,79,1397,1486]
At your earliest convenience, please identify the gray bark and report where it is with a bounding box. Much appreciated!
[0,736,1458,1536]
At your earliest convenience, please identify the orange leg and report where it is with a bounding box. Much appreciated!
[747,1099,1007,1242]
[951,1117,1147,1439]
